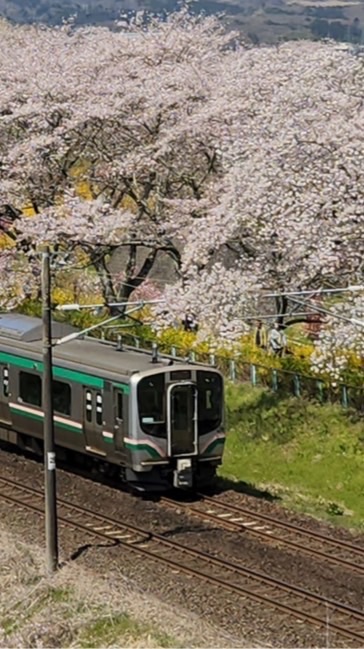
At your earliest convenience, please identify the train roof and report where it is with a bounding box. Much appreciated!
[0,313,75,342]
[0,313,216,378]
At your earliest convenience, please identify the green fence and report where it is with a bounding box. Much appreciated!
[113,331,364,413]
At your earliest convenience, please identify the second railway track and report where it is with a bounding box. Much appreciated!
[0,475,364,646]
[161,493,364,576]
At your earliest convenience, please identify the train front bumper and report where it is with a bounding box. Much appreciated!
[173,458,193,489]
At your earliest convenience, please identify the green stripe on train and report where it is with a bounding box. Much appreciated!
[0,351,129,393]
[203,438,225,455]
[9,406,83,434]
[124,441,163,458]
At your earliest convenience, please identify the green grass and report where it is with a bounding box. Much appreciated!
[1,591,49,635]
[1,582,177,647]
[79,613,176,648]
[220,383,364,529]
[47,586,72,603]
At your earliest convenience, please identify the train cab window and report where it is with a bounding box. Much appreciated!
[53,380,71,416]
[197,371,223,435]
[85,390,92,423]
[19,371,42,407]
[3,367,9,398]
[137,374,166,438]
[96,392,103,426]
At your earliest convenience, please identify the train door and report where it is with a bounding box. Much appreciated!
[83,388,104,453]
[113,388,124,451]
[0,364,11,424]
[167,383,198,457]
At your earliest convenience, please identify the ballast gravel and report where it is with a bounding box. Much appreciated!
[0,444,362,648]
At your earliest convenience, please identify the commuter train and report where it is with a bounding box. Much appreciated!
[0,313,225,491]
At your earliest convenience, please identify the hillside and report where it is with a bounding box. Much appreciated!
[0,0,363,43]
[223,384,364,528]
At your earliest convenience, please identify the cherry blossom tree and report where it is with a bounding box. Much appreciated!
[310,293,364,382]
[0,15,363,343]
[150,263,260,341]
[0,12,234,309]
[172,41,364,333]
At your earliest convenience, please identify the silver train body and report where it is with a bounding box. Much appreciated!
[0,313,225,491]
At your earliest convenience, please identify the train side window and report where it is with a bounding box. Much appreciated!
[53,380,71,416]
[96,392,103,426]
[19,371,41,407]
[3,367,9,398]
[85,390,92,423]
[116,392,123,420]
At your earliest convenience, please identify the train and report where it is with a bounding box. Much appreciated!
[0,313,225,491]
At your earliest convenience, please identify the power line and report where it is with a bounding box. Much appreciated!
[56,298,165,313]
[264,286,364,298]
[288,296,364,329]
[243,311,320,321]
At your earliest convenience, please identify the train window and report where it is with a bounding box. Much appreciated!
[196,371,223,436]
[3,367,9,398]
[53,380,71,416]
[116,392,123,420]
[19,371,42,407]
[137,373,166,438]
[96,392,103,426]
[170,370,191,381]
[85,390,92,423]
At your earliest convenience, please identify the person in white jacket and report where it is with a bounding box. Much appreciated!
[269,322,287,356]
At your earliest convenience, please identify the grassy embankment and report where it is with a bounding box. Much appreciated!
[1,525,231,648]
[0,527,177,648]
[220,383,364,529]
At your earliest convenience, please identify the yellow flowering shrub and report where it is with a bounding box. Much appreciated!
[150,328,321,379]
[22,204,37,216]
[0,233,15,249]
[156,328,199,355]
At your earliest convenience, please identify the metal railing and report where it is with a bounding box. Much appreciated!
[112,331,364,413]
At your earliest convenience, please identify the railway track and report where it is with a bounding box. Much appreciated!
[161,494,364,576]
[0,476,364,646]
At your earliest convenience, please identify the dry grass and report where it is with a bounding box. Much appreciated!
[0,526,240,648]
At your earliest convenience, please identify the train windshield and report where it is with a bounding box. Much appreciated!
[137,370,222,439]
[137,373,166,438]
[197,371,223,435]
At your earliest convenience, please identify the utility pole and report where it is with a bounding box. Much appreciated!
[42,246,58,573]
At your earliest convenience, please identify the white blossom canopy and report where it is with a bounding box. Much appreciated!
[0,15,363,345]
[311,293,364,381]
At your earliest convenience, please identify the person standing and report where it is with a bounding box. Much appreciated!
[269,322,286,356]
[253,320,267,349]
[183,312,198,332]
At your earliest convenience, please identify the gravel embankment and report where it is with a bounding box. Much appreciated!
[0,445,363,648]
[0,526,243,649]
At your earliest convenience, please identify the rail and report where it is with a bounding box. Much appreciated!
[0,476,363,646]
[161,494,364,576]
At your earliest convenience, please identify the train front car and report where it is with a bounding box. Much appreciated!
[125,366,225,491]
